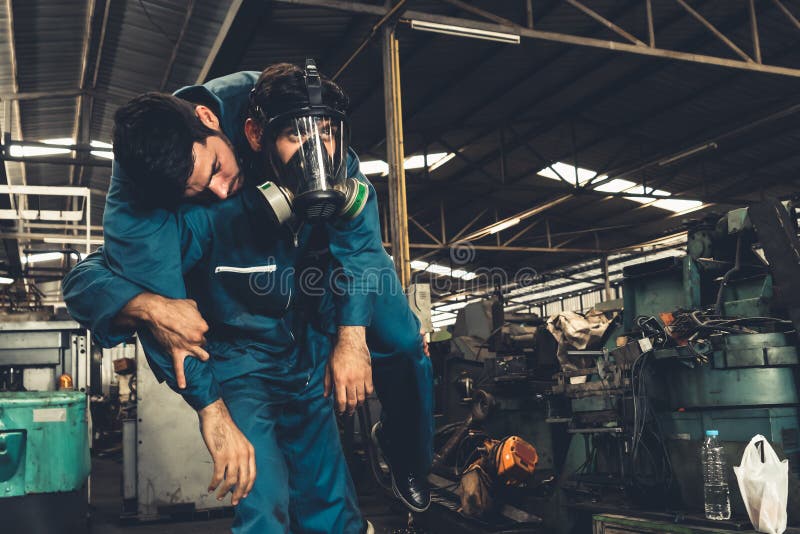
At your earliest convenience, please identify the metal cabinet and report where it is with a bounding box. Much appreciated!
[122,338,228,520]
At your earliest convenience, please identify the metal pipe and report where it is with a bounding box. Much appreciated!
[68,0,99,197]
[0,232,102,244]
[748,0,761,64]
[0,185,91,196]
[565,0,645,45]
[406,243,601,254]
[0,154,111,167]
[0,89,85,101]
[645,0,655,47]
[334,0,407,81]
[438,0,516,27]
[674,0,753,62]
[450,208,488,242]
[3,139,102,152]
[457,194,572,243]
[85,189,91,254]
[526,0,534,29]
[409,216,442,245]
[772,0,800,31]
[382,14,411,286]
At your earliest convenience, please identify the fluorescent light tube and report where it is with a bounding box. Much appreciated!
[410,20,520,44]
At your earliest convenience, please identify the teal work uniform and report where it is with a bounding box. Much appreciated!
[61,71,433,527]
[178,188,363,533]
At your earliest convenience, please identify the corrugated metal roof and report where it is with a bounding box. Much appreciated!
[0,0,239,291]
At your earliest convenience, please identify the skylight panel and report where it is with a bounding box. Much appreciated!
[404,152,451,170]
[360,160,390,176]
[593,178,636,193]
[537,162,598,185]
[360,152,455,176]
[538,161,703,214]
[9,137,73,158]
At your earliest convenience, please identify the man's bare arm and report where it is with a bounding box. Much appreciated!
[117,292,210,389]
[198,399,256,506]
[325,325,374,415]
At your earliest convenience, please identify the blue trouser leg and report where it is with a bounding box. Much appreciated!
[284,363,363,534]
[222,367,363,534]
[366,286,434,476]
[222,376,291,534]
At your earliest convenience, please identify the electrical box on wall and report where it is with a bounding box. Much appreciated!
[407,283,433,333]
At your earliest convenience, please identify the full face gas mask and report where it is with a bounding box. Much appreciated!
[252,59,368,225]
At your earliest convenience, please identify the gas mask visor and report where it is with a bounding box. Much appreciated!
[254,58,369,225]
[271,113,349,222]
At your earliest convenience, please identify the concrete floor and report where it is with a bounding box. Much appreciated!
[89,455,413,534]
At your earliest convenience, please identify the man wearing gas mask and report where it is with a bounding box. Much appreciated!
[63,62,432,531]
[246,64,433,513]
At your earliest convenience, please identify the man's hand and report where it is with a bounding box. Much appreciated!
[117,292,210,389]
[324,326,373,415]
[421,328,430,357]
[198,399,256,506]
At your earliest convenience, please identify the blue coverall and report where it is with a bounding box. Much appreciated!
[61,72,432,528]
[81,188,365,531]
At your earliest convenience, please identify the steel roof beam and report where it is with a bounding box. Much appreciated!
[408,2,779,224]
[565,0,645,45]
[333,0,407,81]
[160,0,196,91]
[438,0,517,28]
[361,0,576,152]
[196,0,246,84]
[67,0,99,208]
[274,0,800,76]
[1,155,112,168]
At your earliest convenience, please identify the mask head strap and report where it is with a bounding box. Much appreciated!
[305,59,323,108]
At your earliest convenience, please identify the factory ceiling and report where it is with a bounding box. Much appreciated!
[0,0,799,308]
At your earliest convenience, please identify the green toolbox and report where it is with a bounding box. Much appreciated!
[0,390,90,533]
[0,391,90,497]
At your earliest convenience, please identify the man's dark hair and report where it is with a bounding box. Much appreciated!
[112,92,217,210]
[247,63,349,134]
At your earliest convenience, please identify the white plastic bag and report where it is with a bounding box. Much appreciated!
[733,434,789,534]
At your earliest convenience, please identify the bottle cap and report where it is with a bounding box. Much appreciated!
[705,429,719,436]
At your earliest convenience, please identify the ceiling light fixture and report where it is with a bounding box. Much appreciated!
[409,20,521,44]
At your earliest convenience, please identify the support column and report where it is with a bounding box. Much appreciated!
[382,15,411,288]
[602,254,613,301]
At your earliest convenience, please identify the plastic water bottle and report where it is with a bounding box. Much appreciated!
[701,429,731,520]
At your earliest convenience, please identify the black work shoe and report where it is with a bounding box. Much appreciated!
[371,422,431,513]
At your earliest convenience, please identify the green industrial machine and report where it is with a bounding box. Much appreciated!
[0,320,91,533]
[422,200,800,533]
[553,201,800,532]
